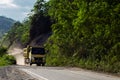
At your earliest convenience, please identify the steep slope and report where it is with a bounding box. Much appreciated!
[30,32,52,47]
[0,16,15,38]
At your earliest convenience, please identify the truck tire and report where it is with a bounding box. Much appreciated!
[36,63,41,66]
[30,63,32,66]
[42,63,45,66]
[25,58,30,64]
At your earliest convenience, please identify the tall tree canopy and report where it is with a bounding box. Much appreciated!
[29,0,52,41]
[46,0,120,72]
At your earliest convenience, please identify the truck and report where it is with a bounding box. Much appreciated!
[23,45,46,66]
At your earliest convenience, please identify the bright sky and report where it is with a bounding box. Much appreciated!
[0,0,36,21]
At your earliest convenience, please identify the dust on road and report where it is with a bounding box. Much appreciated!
[8,48,25,65]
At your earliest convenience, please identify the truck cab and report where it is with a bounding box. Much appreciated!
[23,46,46,66]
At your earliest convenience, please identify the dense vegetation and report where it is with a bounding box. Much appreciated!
[2,0,120,73]
[29,0,52,41]
[46,0,120,73]
[0,47,16,66]
[0,16,16,66]
[0,16,15,39]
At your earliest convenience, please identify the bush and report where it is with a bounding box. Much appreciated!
[0,46,16,66]
[45,0,120,73]
[0,47,7,56]
[0,55,16,66]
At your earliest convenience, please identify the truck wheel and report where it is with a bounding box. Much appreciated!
[30,63,32,66]
[25,58,30,64]
[37,64,41,66]
[42,63,45,66]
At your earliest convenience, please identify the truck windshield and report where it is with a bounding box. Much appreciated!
[31,48,45,54]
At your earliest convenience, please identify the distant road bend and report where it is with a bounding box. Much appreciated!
[18,66,120,80]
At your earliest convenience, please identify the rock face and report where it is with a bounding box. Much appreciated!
[0,66,37,80]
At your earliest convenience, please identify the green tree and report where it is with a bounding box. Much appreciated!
[46,0,120,72]
[6,22,22,48]
[2,20,30,48]
[29,0,51,41]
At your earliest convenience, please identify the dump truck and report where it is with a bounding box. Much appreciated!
[23,45,46,66]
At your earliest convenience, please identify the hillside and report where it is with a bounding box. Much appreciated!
[4,0,120,74]
[0,16,15,39]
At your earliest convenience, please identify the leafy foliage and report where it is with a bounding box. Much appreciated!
[0,55,16,66]
[45,0,120,73]
[0,47,16,66]
[1,0,120,73]
[29,0,52,41]
[2,20,31,48]
[0,47,7,56]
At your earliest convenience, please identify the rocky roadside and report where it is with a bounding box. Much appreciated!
[0,66,38,80]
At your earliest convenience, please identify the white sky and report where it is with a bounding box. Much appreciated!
[0,0,18,8]
[0,0,36,21]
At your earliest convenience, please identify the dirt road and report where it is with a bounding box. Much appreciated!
[8,48,120,80]
[8,48,25,65]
